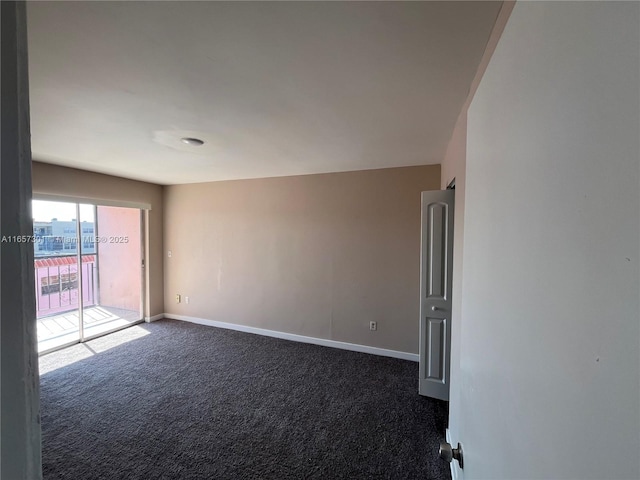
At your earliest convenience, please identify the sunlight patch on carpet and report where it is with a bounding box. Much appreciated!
[39,325,151,375]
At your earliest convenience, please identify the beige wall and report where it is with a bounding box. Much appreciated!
[31,161,164,317]
[164,165,440,354]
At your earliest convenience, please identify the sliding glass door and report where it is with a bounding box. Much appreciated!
[34,199,144,353]
[81,205,143,339]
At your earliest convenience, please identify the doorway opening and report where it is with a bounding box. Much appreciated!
[33,199,145,354]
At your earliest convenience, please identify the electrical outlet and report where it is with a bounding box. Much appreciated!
[369,321,377,331]
[176,294,181,303]
[168,250,172,258]
[185,296,189,304]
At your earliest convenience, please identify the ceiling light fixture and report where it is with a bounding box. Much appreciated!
[180,137,205,146]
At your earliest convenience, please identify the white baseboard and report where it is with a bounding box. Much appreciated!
[145,313,164,323]
[446,428,463,480]
[163,313,419,362]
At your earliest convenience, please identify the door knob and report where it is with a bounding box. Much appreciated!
[439,441,464,469]
[431,306,438,311]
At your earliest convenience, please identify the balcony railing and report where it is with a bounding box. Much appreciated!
[34,254,96,318]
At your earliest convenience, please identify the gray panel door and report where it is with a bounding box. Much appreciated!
[419,190,454,400]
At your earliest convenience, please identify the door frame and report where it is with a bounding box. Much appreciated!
[33,196,147,355]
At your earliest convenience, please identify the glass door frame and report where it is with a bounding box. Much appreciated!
[34,195,147,355]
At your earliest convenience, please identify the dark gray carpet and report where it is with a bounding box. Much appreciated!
[39,319,449,480]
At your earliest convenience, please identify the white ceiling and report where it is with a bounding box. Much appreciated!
[27,1,502,185]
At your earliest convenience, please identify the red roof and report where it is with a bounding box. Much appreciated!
[34,255,95,268]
